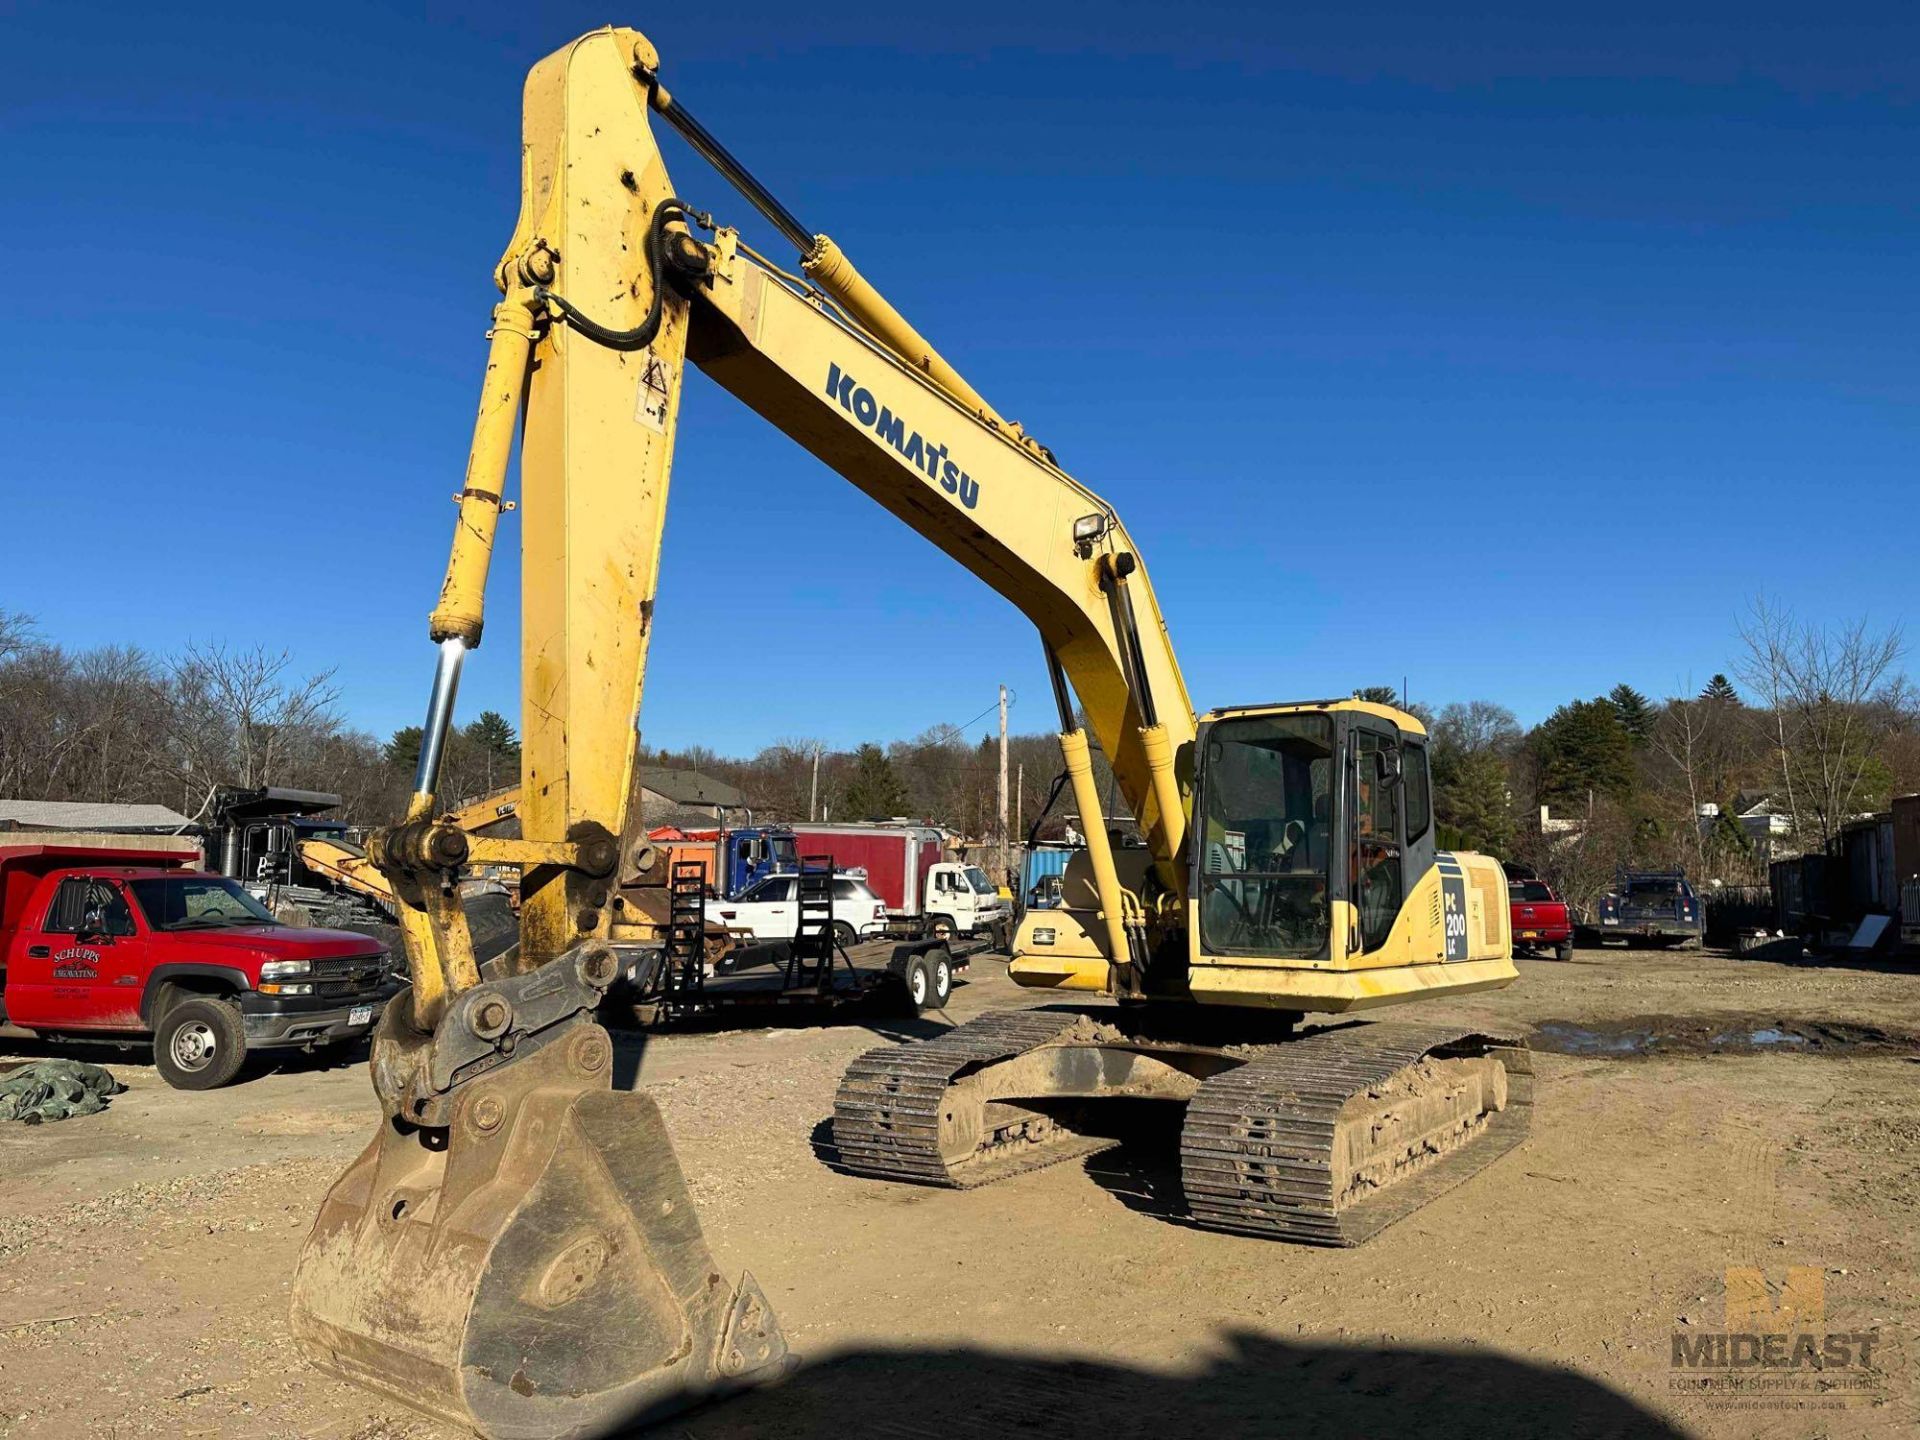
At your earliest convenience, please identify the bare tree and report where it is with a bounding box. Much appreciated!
[1431,700,1522,761]
[168,643,342,793]
[1736,598,1907,852]
[1649,697,1710,877]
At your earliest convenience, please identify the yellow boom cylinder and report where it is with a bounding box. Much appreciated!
[428,293,540,647]
[1138,721,1187,895]
[1059,727,1132,981]
[804,236,1008,431]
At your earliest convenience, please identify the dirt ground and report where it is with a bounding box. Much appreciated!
[2,942,1916,1439]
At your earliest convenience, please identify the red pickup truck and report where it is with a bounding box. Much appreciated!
[0,843,399,1089]
[1508,878,1574,961]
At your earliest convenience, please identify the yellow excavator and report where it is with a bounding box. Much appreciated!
[290,26,1530,1437]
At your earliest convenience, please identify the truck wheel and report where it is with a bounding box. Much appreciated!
[1555,941,1575,962]
[154,998,248,1090]
[830,921,857,951]
[927,914,956,941]
[928,949,954,1007]
[900,954,933,1014]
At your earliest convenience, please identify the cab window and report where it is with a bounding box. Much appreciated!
[1197,713,1333,959]
[44,878,136,937]
[1404,742,1431,843]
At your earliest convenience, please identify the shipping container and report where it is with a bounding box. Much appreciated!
[1021,846,1075,908]
[1892,795,1920,943]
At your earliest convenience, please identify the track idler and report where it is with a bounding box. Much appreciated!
[290,945,788,1438]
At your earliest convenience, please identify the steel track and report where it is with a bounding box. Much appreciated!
[831,1009,1532,1243]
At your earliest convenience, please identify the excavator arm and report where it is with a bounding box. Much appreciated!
[388,26,1198,1025]
[291,27,1190,1435]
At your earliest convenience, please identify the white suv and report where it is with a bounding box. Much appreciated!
[705,873,888,946]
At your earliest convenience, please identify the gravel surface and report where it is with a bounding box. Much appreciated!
[2,944,1915,1438]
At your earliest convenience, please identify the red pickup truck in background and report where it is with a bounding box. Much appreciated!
[0,843,399,1089]
[1508,878,1574,961]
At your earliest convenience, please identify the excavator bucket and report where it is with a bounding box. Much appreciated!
[290,1026,788,1438]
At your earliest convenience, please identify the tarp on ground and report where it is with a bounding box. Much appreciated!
[0,1060,126,1124]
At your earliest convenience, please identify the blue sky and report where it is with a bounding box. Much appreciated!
[5,2,1914,754]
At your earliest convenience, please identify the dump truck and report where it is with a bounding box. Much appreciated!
[0,841,398,1088]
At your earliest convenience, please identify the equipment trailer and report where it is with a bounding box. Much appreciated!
[618,858,982,1025]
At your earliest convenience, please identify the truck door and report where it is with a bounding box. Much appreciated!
[928,866,974,929]
[750,876,796,937]
[16,876,146,1028]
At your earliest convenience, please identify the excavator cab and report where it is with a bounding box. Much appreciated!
[1184,699,1514,1008]
[1192,701,1445,970]
[1010,699,1514,1008]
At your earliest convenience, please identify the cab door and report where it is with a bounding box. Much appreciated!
[1344,717,1439,961]
[26,876,146,1028]
[1347,722,1406,955]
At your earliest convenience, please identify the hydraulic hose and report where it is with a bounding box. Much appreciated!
[535,197,711,350]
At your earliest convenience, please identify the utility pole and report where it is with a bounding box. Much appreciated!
[997,684,1010,884]
[1014,760,1023,886]
[809,743,821,823]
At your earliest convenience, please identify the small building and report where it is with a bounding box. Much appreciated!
[639,768,748,827]
[1730,794,1794,858]
[1537,804,1583,838]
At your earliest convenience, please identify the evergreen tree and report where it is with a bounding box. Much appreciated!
[385,725,423,771]
[1607,683,1654,743]
[1353,685,1401,706]
[1445,749,1515,856]
[1533,698,1636,806]
[1700,674,1740,705]
[841,743,910,819]
[465,710,520,790]
[466,710,519,759]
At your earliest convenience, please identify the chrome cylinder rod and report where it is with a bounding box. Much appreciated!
[412,638,468,798]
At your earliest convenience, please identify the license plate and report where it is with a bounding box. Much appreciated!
[1519,930,1539,939]
[349,1004,374,1026]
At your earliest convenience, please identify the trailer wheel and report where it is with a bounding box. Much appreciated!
[900,954,933,1014]
[928,949,953,1007]
[154,997,248,1090]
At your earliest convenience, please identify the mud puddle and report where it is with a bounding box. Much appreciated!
[1531,1016,1920,1059]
